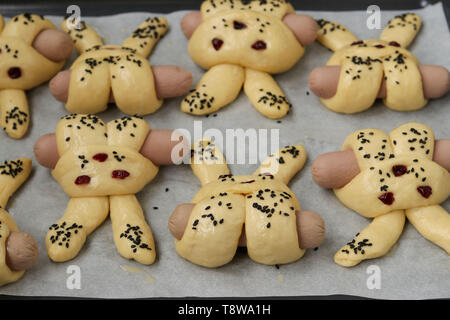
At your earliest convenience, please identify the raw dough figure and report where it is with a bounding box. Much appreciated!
[182,0,313,119]
[60,16,168,115]
[173,139,325,267]
[0,14,65,138]
[332,122,450,267]
[0,158,38,285]
[315,13,435,113]
[47,114,160,265]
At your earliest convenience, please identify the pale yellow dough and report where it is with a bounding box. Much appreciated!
[0,14,65,139]
[61,17,168,116]
[182,0,304,119]
[316,14,428,113]
[333,122,450,267]
[175,140,308,267]
[47,114,159,265]
[0,158,31,286]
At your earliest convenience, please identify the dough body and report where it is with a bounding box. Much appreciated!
[176,141,308,267]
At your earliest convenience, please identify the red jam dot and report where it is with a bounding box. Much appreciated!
[378,192,395,205]
[8,67,21,79]
[112,170,130,179]
[75,175,91,185]
[351,40,363,46]
[389,41,401,47]
[93,153,108,162]
[417,186,432,198]
[374,44,385,48]
[251,40,267,50]
[233,20,247,29]
[392,165,407,177]
[212,38,223,51]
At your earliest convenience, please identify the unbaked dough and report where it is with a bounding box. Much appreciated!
[333,122,450,267]
[182,0,304,119]
[47,114,159,265]
[316,13,427,113]
[0,158,31,285]
[61,17,168,115]
[175,139,308,267]
[0,14,65,139]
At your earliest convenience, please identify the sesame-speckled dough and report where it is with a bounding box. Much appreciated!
[0,14,65,139]
[47,114,158,265]
[61,17,168,116]
[182,0,304,118]
[333,122,450,267]
[175,140,308,267]
[0,158,32,285]
[316,14,428,113]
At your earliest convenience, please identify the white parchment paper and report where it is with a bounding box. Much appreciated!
[0,3,448,299]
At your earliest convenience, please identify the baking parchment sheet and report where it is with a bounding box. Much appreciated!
[0,2,448,299]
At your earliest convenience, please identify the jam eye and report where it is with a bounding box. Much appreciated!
[417,186,432,198]
[392,165,407,176]
[251,40,267,50]
[93,153,108,162]
[351,40,363,46]
[75,175,90,185]
[374,44,385,48]
[8,67,21,79]
[389,41,401,47]
[233,20,246,29]
[112,170,130,179]
[212,38,223,51]
[378,192,394,205]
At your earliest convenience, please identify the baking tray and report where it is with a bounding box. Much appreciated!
[0,0,448,300]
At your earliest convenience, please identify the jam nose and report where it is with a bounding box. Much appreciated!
[392,165,407,177]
